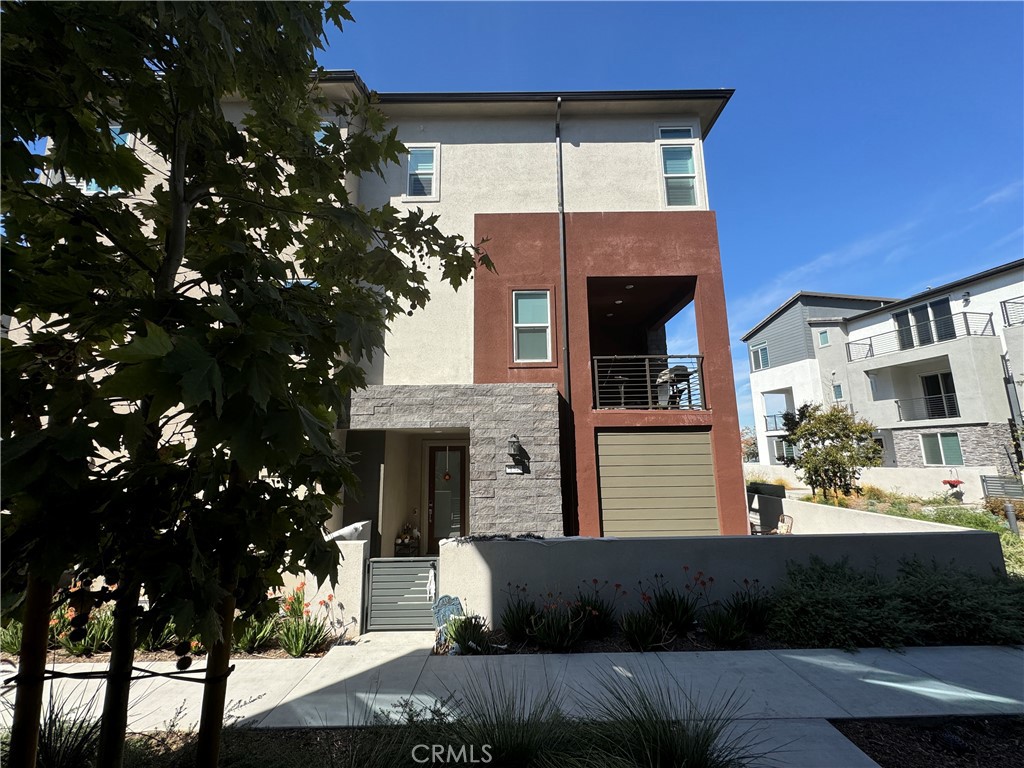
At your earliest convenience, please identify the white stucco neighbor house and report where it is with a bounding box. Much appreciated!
[741,259,1024,477]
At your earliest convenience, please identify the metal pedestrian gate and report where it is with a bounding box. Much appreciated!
[365,557,438,631]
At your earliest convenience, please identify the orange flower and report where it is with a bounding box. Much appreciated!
[327,594,334,601]
[303,609,310,617]
[318,600,326,607]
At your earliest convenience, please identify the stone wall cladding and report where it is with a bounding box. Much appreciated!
[891,423,1015,475]
[350,384,563,537]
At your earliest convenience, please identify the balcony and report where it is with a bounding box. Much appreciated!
[895,393,960,422]
[593,355,704,410]
[764,413,786,432]
[846,312,995,362]
[1002,296,1024,327]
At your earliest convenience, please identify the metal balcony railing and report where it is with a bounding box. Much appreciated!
[764,413,786,431]
[846,312,995,361]
[593,355,704,410]
[896,393,960,421]
[1001,297,1024,327]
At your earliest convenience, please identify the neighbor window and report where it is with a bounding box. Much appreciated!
[920,433,964,466]
[773,438,795,461]
[751,344,769,371]
[833,383,844,401]
[406,145,439,199]
[659,126,694,140]
[513,290,551,362]
[818,330,830,347]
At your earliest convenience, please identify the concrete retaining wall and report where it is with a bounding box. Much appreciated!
[778,497,966,534]
[744,462,997,503]
[437,531,1006,625]
[281,539,368,638]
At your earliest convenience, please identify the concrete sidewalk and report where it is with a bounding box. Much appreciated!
[3,636,1022,767]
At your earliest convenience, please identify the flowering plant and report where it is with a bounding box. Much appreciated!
[942,479,964,488]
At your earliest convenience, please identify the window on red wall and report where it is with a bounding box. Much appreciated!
[512,290,551,362]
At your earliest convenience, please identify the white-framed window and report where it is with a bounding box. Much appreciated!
[512,290,551,362]
[818,330,830,347]
[404,143,440,201]
[655,121,703,209]
[750,343,769,371]
[773,438,795,461]
[833,383,844,401]
[920,432,964,466]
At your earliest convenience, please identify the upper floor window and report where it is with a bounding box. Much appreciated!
[893,297,954,350]
[832,383,844,401]
[656,123,702,209]
[818,330,830,347]
[513,290,551,362]
[405,144,440,201]
[750,343,769,371]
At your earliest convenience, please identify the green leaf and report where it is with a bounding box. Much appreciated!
[297,406,332,456]
[165,338,223,415]
[103,321,173,363]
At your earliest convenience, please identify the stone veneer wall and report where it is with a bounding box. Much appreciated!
[891,422,1015,475]
[349,384,563,536]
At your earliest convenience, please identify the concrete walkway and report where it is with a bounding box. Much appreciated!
[4,636,1022,767]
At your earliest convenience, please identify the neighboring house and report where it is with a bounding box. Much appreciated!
[742,260,1024,477]
[315,71,749,555]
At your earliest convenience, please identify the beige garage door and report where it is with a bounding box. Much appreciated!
[598,431,719,537]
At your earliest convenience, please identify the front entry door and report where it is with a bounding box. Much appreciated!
[428,446,467,555]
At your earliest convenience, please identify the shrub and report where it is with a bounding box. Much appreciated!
[576,579,621,641]
[137,620,178,652]
[0,619,22,656]
[55,606,115,656]
[1001,531,1024,580]
[445,614,493,655]
[233,614,280,654]
[860,484,888,502]
[893,559,1024,645]
[984,496,1024,522]
[530,599,586,652]
[701,606,750,649]
[619,610,672,652]
[580,668,769,768]
[499,584,536,643]
[929,506,1005,532]
[770,557,918,650]
[278,615,333,657]
[722,579,773,634]
[644,575,699,635]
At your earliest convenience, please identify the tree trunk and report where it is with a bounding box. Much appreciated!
[96,581,141,768]
[194,556,240,768]
[8,574,52,768]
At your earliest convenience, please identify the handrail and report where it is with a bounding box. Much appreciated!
[1001,297,1024,327]
[846,312,994,361]
[592,354,704,410]
[895,393,960,421]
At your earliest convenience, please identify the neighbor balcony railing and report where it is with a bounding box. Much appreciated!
[764,413,787,431]
[846,312,995,361]
[593,355,704,410]
[895,393,960,422]
[1001,297,1024,327]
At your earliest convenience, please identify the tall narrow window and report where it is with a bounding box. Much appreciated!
[406,145,439,199]
[818,330,830,347]
[513,291,551,362]
[661,146,696,206]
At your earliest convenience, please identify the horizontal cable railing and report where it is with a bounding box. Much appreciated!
[764,413,786,431]
[896,393,960,422]
[593,355,704,410]
[1001,297,1024,327]
[846,312,995,361]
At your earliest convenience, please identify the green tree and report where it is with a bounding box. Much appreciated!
[1,2,488,765]
[781,403,882,500]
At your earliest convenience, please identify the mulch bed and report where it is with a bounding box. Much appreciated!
[833,716,1024,768]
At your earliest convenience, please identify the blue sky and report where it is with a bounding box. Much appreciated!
[324,1,1024,427]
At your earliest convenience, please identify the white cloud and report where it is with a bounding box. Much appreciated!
[970,180,1023,211]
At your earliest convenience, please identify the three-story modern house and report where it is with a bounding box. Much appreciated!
[743,260,1024,476]
[316,72,749,556]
